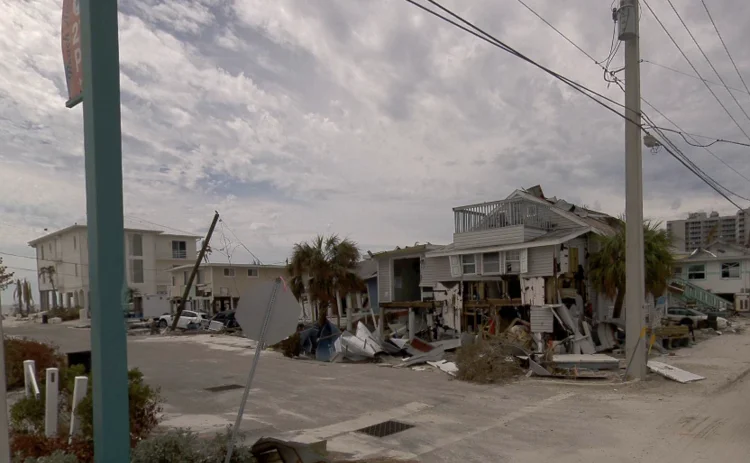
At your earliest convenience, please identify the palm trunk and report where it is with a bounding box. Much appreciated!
[612,289,626,319]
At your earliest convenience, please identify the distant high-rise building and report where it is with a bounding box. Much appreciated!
[667,209,750,252]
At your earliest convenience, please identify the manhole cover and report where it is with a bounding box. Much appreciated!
[204,384,244,393]
[355,420,414,438]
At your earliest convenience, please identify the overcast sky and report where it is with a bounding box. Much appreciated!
[2,0,750,299]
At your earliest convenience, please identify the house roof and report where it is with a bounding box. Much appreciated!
[676,239,750,262]
[28,222,202,246]
[357,258,378,280]
[426,227,591,257]
[167,263,286,272]
[368,243,443,259]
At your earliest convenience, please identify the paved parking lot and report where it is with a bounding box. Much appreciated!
[6,321,750,462]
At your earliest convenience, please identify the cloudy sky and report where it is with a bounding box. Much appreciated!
[2,0,750,299]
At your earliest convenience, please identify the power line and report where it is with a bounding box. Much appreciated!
[0,250,177,275]
[650,127,750,149]
[664,0,750,124]
[124,215,199,237]
[641,59,750,97]
[417,0,746,209]
[641,0,750,143]
[700,0,750,101]
[514,0,750,199]
[218,218,263,265]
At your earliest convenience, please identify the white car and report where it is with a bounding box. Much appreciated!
[665,307,728,329]
[158,311,210,330]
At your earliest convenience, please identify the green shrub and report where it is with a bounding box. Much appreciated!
[75,368,162,445]
[10,393,45,433]
[197,427,255,463]
[17,450,80,463]
[4,338,64,390]
[10,434,92,463]
[130,429,201,463]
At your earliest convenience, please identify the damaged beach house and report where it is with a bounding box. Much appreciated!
[361,185,637,371]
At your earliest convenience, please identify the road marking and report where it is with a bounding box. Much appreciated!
[415,391,576,456]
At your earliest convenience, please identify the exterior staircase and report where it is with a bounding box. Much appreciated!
[668,278,734,312]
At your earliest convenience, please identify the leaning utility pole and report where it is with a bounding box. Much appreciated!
[618,0,647,380]
[171,212,220,330]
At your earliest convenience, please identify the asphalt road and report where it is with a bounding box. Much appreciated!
[6,320,750,462]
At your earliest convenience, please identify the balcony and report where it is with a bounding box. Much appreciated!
[453,199,552,234]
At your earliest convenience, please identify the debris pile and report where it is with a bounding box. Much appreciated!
[454,338,525,384]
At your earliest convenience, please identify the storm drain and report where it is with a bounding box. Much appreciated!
[355,420,414,438]
[204,384,244,393]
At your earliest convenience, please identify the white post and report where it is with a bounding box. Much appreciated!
[23,360,37,398]
[620,0,647,379]
[69,376,89,441]
[408,308,416,342]
[45,368,59,437]
[346,294,354,332]
[335,290,343,329]
[0,307,11,461]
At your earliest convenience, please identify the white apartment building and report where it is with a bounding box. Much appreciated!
[167,263,287,314]
[29,224,200,311]
[668,210,750,252]
[673,240,750,304]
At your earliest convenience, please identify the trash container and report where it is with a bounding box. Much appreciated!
[42,314,48,324]
[67,351,92,374]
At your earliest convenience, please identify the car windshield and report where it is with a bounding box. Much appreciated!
[686,309,705,316]
[196,312,209,319]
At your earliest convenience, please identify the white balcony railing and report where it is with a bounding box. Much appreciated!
[453,199,552,234]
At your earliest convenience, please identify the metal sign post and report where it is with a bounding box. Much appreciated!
[72,0,131,460]
[225,279,281,462]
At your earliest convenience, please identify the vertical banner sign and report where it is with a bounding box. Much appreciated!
[61,0,83,108]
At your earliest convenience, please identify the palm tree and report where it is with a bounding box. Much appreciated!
[589,219,674,319]
[287,235,364,327]
[13,278,34,315]
[39,266,57,308]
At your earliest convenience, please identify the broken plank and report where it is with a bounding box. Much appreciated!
[647,361,705,384]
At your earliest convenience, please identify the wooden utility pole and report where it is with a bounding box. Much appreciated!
[171,212,220,330]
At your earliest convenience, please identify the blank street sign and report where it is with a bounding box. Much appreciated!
[234,278,300,346]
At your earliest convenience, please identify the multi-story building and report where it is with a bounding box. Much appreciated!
[167,263,287,314]
[28,224,200,312]
[667,210,750,252]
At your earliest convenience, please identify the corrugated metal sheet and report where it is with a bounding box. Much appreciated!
[526,246,554,276]
[420,256,452,287]
[530,306,554,333]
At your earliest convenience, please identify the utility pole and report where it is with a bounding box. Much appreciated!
[618,0,647,380]
[171,212,220,330]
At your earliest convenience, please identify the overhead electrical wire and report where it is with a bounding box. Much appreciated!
[700,0,750,101]
[663,0,750,124]
[509,0,750,205]
[405,0,746,209]
[641,60,750,97]
[641,0,750,143]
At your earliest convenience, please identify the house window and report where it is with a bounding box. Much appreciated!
[73,236,77,250]
[196,270,203,284]
[687,264,706,280]
[721,262,740,279]
[526,205,537,218]
[171,275,176,286]
[506,250,521,274]
[482,252,500,274]
[74,264,78,277]
[224,268,235,277]
[247,268,258,278]
[171,241,187,259]
[156,285,168,295]
[461,255,476,275]
[183,271,189,285]
[40,246,45,260]
[130,234,143,257]
[131,260,144,284]
[672,266,683,278]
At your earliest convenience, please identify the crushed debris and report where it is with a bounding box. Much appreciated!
[455,338,526,384]
[647,361,705,384]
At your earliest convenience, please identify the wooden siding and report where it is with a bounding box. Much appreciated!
[421,257,453,287]
[453,225,525,249]
[378,258,392,303]
[525,246,554,277]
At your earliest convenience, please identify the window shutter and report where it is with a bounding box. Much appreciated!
[476,253,483,275]
[449,255,462,277]
[499,252,506,275]
[520,248,528,274]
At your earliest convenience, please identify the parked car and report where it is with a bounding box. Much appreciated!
[665,307,728,329]
[209,310,239,329]
[158,311,210,329]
